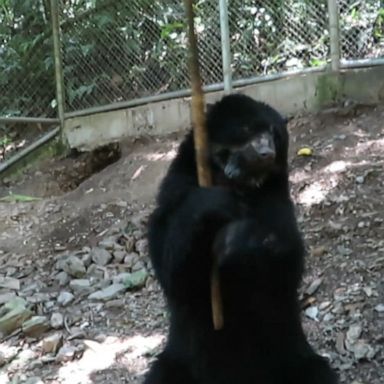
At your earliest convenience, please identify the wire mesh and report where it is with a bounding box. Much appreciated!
[228,0,329,80]
[0,5,56,118]
[339,0,384,61]
[2,1,384,119]
[60,0,222,112]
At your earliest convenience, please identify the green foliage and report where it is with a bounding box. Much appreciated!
[0,0,55,116]
[373,8,384,40]
[0,135,11,147]
[310,58,327,67]
[0,0,383,116]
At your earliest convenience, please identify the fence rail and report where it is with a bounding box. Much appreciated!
[0,0,383,121]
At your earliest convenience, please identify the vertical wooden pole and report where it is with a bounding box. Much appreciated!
[183,0,224,330]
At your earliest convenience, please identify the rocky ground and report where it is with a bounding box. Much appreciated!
[0,103,383,384]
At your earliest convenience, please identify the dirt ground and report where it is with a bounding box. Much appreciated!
[0,103,383,384]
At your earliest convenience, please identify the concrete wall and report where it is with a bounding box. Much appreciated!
[64,66,384,151]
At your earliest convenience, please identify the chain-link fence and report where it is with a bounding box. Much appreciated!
[340,0,384,60]
[0,5,56,118]
[60,0,222,112]
[229,1,329,80]
[1,0,384,120]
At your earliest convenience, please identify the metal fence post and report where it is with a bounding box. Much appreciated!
[327,0,341,71]
[219,0,232,94]
[50,0,66,137]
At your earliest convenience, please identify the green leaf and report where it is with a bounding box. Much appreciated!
[0,193,42,202]
[310,58,327,67]
[0,136,11,146]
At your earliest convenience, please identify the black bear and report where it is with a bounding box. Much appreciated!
[144,94,338,384]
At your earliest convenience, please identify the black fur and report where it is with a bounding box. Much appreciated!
[144,94,338,384]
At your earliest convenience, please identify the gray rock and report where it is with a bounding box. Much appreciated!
[357,221,365,228]
[54,271,70,286]
[88,302,103,312]
[374,303,384,312]
[130,213,148,228]
[91,247,112,266]
[0,291,16,305]
[124,252,139,268]
[28,360,44,370]
[132,229,144,239]
[113,250,126,263]
[146,276,157,291]
[67,327,86,340]
[352,340,376,361]
[42,332,63,354]
[69,279,92,294]
[346,324,362,344]
[98,237,117,250]
[131,260,145,272]
[363,287,374,297]
[80,253,92,268]
[50,312,64,329]
[22,281,41,294]
[5,267,17,276]
[0,276,20,290]
[22,316,50,337]
[56,255,69,270]
[41,355,56,364]
[94,278,111,290]
[125,236,136,253]
[27,292,51,304]
[88,284,126,301]
[304,306,319,321]
[105,299,125,308]
[87,264,105,279]
[0,345,18,367]
[56,344,76,362]
[113,273,132,284]
[57,291,74,306]
[60,255,86,278]
[0,297,33,335]
[135,239,148,255]
[323,313,335,322]
[24,377,44,384]
[44,301,55,311]
[319,301,332,311]
[124,269,149,289]
[331,302,344,314]
[305,278,323,296]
